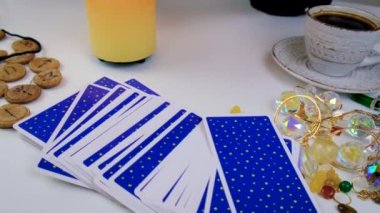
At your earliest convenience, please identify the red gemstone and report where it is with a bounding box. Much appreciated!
[320,185,335,199]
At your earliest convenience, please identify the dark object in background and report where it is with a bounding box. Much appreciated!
[250,0,333,16]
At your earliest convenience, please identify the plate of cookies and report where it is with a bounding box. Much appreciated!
[0,29,63,129]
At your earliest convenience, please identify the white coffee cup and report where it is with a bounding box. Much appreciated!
[305,5,380,77]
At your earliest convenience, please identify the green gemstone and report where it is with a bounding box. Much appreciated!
[339,181,352,193]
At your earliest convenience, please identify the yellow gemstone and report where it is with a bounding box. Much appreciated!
[310,135,338,165]
[230,105,241,114]
[309,170,328,193]
[309,167,340,192]
[324,179,339,189]
[325,170,341,190]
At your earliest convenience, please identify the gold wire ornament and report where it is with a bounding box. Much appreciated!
[356,190,380,200]
[349,173,380,203]
[274,94,322,145]
[275,93,380,158]
[274,94,324,179]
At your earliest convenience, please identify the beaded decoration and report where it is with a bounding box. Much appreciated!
[274,85,380,211]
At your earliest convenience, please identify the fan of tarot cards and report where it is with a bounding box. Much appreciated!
[14,76,319,212]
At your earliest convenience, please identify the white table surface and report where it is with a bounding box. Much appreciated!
[1,0,379,212]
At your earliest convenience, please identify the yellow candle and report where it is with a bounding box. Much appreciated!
[86,0,156,63]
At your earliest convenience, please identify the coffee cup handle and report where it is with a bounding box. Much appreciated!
[359,53,380,67]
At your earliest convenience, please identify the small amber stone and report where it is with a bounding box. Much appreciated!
[230,105,241,114]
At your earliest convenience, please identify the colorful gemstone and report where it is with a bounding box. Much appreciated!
[365,161,380,187]
[347,114,375,138]
[276,91,301,114]
[336,142,365,170]
[339,181,353,193]
[310,134,338,164]
[337,204,357,213]
[318,91,342,112]
[279,115,307,139]
[320,185,335,199]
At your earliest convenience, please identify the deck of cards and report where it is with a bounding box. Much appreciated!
[14,77,319,213]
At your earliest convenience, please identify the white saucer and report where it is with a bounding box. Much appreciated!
[272,36,380,94]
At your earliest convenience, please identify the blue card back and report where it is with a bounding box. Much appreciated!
[206,116,317,213]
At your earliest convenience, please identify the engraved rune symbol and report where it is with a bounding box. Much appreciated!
[4,66,16,75]
[38,59,52,68]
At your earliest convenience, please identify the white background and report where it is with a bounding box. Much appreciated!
[0,0,379,212]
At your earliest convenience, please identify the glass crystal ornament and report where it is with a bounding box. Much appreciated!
[318,91,342,112]
[299,146,319,179]
[347,114,375,138]
[275,91,301,114]
[363,143,379,159]
[294,85,317,97]
[305,85,317,95]
[304,101,320,121]
[315,99,333,121]
[365,161,380,187]
[279,115,307,139]
[336,142,366,170]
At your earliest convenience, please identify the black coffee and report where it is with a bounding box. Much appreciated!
[314,13,376,31]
